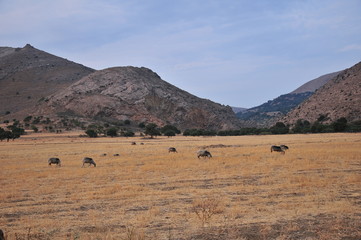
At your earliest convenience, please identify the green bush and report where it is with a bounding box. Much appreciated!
[85,129,98,138]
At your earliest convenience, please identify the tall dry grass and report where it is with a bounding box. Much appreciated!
[0,132,360,239]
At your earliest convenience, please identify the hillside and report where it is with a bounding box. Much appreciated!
[0,44,95,118]
[236,71,343,127]
[231,106,247,114]
[291,71,342,94]
[236,92,313,127]
[36,67,240,130]
[283,61,361,125]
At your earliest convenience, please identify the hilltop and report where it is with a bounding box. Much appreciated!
[283,61,361,125]
[0,44,95,118]
[36,67,240,130]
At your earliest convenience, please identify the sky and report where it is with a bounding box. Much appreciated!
[1,0,360,108]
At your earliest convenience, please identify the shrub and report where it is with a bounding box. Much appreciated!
[122,130,135,137]
[31,126,39,133]
[85,129,98,138]
[106,127,118,137]
[191,197,224,227]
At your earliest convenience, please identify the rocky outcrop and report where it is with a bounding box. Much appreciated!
[41,67,240,130]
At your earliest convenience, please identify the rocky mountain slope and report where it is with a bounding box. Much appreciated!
[236,71,344,127]
[282,61,361,125]
[0,44,95,118]
[36,67,240,130]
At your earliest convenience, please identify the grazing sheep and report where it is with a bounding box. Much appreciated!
[100,153,107,156]
[271,145,289,154]
[113,153,120,156]
[131,142,136,145]
[168,147,177,153]
[197,150,212,158]
[280,145,289,150]
[82,157,96,167]
[48,157,61,167]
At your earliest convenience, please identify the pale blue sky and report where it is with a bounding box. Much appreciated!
[1,0,360,108]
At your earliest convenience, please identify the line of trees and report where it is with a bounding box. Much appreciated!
[83,117,361,138]
[0,125,25,141]
[84,123,182,138]
[185,117,361,136]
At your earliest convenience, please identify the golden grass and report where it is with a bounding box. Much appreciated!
[0,132,360,239]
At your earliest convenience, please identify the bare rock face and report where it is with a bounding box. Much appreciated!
[43,67,240,130]
[283,61,361,125]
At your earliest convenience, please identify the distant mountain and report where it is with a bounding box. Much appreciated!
[36,67,240,130]
[0,44,95,118]
[231,106,247,114]
[236,92,313,127]
[291,71,342,94]
[236,71,344,127]
[283,61,361,125]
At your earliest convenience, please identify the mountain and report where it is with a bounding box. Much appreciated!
[36,67,240,130]
[0,44,95,118]
[1,44,240,130]
[236,92,314,127]
[231,106,247,114]
[236,71,344,127]
[291,71,342,94]
[282,61,361,125]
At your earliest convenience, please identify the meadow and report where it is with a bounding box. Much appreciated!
[0,132,360,239]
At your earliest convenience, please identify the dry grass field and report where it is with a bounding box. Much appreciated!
[1,132,360,239]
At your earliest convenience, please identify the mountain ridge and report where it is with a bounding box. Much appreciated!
[0,44,95,118]
[36,66,240,130]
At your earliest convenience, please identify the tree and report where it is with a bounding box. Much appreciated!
[4,131,14,141]
[0,128,5,141]
[122,130,135,137]
[270,122,289,134]
[31,125,39,133]
[164,130,176,137]
[292,119,311,133]
[333,117,347,132]
[85,129,98,138]
[106,127,118,137]
[23,116,33,123]
[161,125,181,135]
[144,123,161,138]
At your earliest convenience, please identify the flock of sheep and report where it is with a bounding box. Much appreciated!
[47,144,289,168]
